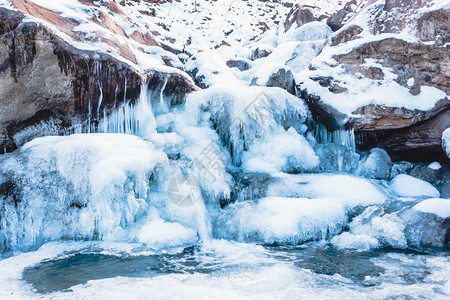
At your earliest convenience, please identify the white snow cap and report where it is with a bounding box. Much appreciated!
[389,174,440,198]
[413,198,450,219]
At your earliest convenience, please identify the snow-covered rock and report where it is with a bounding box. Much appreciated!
[0,3,196,153]
[297,0,450,159]
[413,198,450,219]
[389,174,440,198]
[216,197,347,244]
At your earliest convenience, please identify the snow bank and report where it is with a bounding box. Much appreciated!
[389,174,440,198]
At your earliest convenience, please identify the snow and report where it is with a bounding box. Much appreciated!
[413,198,450,219]
[294,0,449,117]
[428,162,442,170]
[389,174,440,198]
[185,51,242,88]
[135,208,198,248]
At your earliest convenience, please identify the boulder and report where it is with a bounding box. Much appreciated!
[226,58,252,71]
[326,0,358,32]
[264,67,295,94]
[284,4,315,32]
[251,45,274,60]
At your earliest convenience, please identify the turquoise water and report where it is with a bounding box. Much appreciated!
[22,243,449,296]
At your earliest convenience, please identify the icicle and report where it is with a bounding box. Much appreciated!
[314,123,355,152]
[155,76,169,114]
[98,78,156,138]
[97,80,103,117]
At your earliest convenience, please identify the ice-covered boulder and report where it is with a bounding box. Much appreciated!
[389,174,440,198]
[333,198,450,250]
[389,161,414,179]
[402,198,450,248]
[217,173,388,244]
[216,197,347,244]
[0,134,169,251]
[356,148,392,179]
[242,128,319,174]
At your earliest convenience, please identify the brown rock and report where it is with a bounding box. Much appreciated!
[284,4,315,32]
[0,8,196,153]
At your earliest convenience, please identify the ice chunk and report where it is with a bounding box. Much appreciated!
[331,232,379,250]
[216,197,346,244]
[413,198,450,219]
[356,148,392,179]
[389,174,440,198]
[402,203,450,248]
[242,128,319,173]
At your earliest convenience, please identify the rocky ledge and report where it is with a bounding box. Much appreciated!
[0,5,196,153]
[296,0,449,161]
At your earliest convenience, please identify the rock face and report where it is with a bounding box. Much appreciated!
[297,0,450,161]
[284,4,315,32]
[0,7,196,153]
